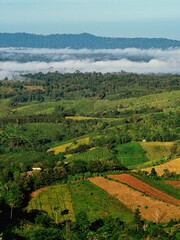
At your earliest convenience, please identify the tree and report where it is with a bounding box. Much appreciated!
[150,168,158,179]
[6,182,24,219]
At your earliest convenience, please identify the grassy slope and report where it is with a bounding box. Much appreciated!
[11,90,180,117]
[69,180,133,222]
[27,181,133,224]
[27,185,75,223]
[116,142,149,167]
[67,147,113,162]
[140,142,175,161]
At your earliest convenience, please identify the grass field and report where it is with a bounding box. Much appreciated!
[116,142,149,167]
[69,180,133,222]
[27,181,133,224]
[27,185,75,223]
[140,141,175,161]
[10,90,180,117]
[48,137,90,155]
[67,147,113,162]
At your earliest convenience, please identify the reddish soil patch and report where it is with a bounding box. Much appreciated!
[89,176,180,222]
[31,186,49,198]
[108,174,180,206]
[165,180,180,189]
[7,87,14,93]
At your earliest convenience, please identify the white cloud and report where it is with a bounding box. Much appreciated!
[1,47,180,79]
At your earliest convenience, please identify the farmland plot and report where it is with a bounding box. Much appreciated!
[165,180,180,189]
[108,174,180,205]
[48,137,89,155]
[27,185,75,223]
[89,177,180,222]
[143,158,180,176]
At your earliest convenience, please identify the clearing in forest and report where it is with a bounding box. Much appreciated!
[108,174,180,205]
[89,176,180,222]
[142,158,180,176]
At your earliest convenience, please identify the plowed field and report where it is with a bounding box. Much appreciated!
[89,177,180,222]
[108,174,180,205]
[165,180,180,189]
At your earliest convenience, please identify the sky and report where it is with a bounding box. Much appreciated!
[0,0,180,39]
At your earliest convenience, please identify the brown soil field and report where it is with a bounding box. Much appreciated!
[165,180,180,189]
[108,174,180,205]
[89,177,180,222]
[142,158,180,176]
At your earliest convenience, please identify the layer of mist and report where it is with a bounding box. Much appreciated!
[0,47,180,79]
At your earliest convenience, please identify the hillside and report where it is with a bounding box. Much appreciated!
[0,72,179,239]
[1,33,180,49]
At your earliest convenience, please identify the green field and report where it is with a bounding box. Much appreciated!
[69,180,133,222]
[67,147,113,162]
[116,142,149,167]
[27,185,75,223]
[9,90,180,117]
[27,181,133,224]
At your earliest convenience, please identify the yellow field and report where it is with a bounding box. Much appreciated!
[142,158,180,176]
[24,85,44,91]
[140,141,175,161]
[48,137,90,155]
[65,116,95,120]
[65,115,121,122]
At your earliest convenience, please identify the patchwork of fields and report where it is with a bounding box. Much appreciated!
[108,174,180,205]
[28,173,180,224]
[89,176,180,222]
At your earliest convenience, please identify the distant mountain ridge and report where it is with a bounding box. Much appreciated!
[0,33,180,49]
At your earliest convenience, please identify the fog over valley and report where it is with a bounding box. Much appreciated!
[1,47,180,78]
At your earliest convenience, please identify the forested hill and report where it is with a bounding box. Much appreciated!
[0,33,180,49]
